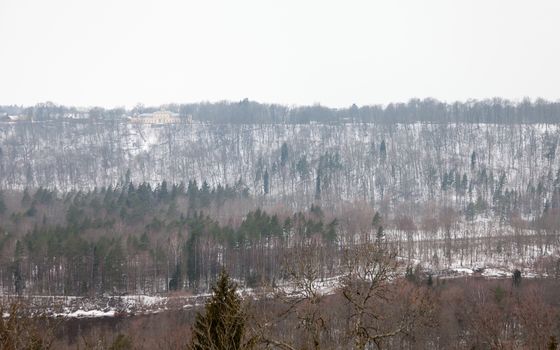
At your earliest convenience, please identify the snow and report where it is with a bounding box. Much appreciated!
[61,309,115,318]
[120,295,166,308]
[452,268,474,275]
[3,122,559,204]
[1,294,170,319]
[481,268,510,278]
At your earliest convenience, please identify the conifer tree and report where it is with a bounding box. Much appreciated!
[372,212,381,228]
[471,151,477,169]
[13,240,24,295]
[263,170,269,195]
[315,171,321,200]
[512,269,522,287]
[376,225,385,244]
[427,273,433,287]
[0,191,6,215]
[190,270,253,350]
[21,188,31,205]
[380,139,387,161]
[280,142,288,167]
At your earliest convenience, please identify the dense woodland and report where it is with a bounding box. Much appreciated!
[0,183,353,295]
[2,100,560,348]
[0,179,559,297]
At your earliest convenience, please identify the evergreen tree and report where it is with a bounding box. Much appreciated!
[405,265,416,283]
[187,180,199,208]
[296,156,309,179]
[104,239,125,293]
[280,142,288,167]
[380,140,387,160]
[190,270,253,350]
[315,171,321,200]
[263,170,269,195]
[512,269,522,287]
[372,212,381,228]
[200,181,211,207]
[21,188,31,205]
[25,201,37,217]
[465,202,476,221]
[310,204,323,218]
[324,219,338,243]
[442,173,449,191]
[159,180,169,201]
[169,262,182,291]
[376,225,385,244]
[13,240,24,295]
[0,191,6,215]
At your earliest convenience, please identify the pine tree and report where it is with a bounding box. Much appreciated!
[21,188,31,205]
[376,225,385,244]
[263,170,269,195]
[296,156,309,180]
[159,180,168,201]
[512,269,522,287]
[200,181,211,207]
[190,270,253,350]
[380,140,387,160]
[324,219,338,243]
[315,172,321,200]
[169,262,182,291]
[372,212,381,228]
[187,180,199,208]
[13,240,24,295]
[280,142,288,167]
[0,191,6,215]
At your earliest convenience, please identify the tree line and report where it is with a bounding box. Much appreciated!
[2,97,560,123]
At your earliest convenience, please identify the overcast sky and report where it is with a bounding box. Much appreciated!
[1,0,559,108]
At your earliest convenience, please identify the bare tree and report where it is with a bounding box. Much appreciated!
[340,243,435,350]
[0,300,59,350]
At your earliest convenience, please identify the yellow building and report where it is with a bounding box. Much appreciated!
[129,110,182,124]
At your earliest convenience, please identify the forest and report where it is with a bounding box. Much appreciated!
[1,101,560,348]
[0,175,559,348]
[1,178,559,297]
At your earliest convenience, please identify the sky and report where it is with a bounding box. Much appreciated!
[0,0,559,108]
